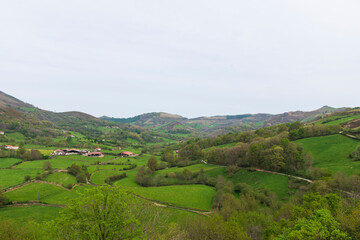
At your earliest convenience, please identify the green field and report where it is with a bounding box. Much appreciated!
[315,115,360,126]
[90,170,122,185]
[206,167,292,200]
[15,159,93,169]
[156,164,220,175]
[295,134,360,174]
[0,169,43,189]
[0,206,61,223]
[0,158,22,168]
[131,185,215,210]
[87,164,133,173]
[45,172,77,186]
[5,183,93,205]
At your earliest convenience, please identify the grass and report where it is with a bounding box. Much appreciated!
[315,115,360,126]
[87,164,133,173]
[131,184,215,210]
[15,159,93,169]
[0,158,22,168]
[5,183,93,205]
[295,134,360,174]
[156,164,219,175]
[206,167,292,200]
[45,172,77,186]
[0,169,43,189]
[90,170,122,185]
[0,206,61,223]
[5,132,25,141]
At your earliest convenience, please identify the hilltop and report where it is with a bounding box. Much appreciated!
[101,105,346,136]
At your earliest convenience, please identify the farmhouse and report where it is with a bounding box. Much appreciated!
[95,148,101,151]
[88,152,104,157]
[53,149,66,156]
[121,151,135,157]
[5,145,19,150]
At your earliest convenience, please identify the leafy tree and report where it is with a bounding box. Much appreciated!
[51,185,142,240]
[276,209,350,240]
[350,146,360,161]
[147,156,157,172]
[43,161,52,171]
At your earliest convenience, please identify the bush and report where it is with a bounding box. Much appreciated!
[24,175,31,181]
[105,172,127,185]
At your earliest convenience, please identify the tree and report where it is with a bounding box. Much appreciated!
[350,146,360,161]
[43,161,52,171]
[147,156,157,172]
[52,185,143,240]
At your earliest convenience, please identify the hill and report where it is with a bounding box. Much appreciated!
[101,106,346,136]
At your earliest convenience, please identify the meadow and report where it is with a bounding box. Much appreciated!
[0,158,22,168]
[0,169,43,189]
[131,185,215,211]
[295,134,360,174]
[206,167,293,200]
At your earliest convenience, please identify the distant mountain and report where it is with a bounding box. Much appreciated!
[101,106,347,135]
[0,90,351,139]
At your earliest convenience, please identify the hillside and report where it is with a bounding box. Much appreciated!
[101,106,345,136]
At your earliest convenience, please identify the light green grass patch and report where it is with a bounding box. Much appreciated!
[45,172,77,186]
[87,164,133,173]
[0,158,22,168]
[206,167,292,200]
[90,170,122,185]
[295,134,360,174]
[5,183,93,205]
[15,159,93,170]
[0,169,43,189]
[0,206,60,223]
[132,185,215,210]
[156,164,219,175]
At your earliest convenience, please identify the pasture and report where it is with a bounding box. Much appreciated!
[0,169,43,189]
[0,206,60,223]
[45,172,77,186]
[131,184,215,211]
[0,158,22,168]
[295,134,360,174]
[205,167,292,200]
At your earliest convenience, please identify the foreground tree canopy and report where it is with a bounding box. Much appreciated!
[51,185,142,240]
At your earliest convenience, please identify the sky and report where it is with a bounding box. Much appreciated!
[1,0,359,118]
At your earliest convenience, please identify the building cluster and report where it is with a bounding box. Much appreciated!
[52,148,104,157]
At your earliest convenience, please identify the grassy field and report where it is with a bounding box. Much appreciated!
[315,115,360,126]
[0,169,43,189]
[45,172,77,186]
[156,164,220,175]
[206,167,292,200]
[0,158,22,168]
[5,183,93,205]
[131,184,215,210]
[295,134,360,174]
[90,170,122,185]
[15,159,93,169]
[0,206,61,223]
[87,164,133,173]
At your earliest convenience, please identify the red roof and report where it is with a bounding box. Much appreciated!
[122,151,133,155]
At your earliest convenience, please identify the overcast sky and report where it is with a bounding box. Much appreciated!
[1,1,359,118]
